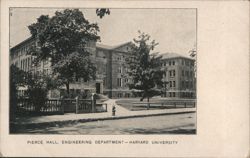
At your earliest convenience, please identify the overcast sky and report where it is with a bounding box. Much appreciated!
[10,8,196,56]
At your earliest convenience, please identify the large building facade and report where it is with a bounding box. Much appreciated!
[10,37,196,99]
[10,37,134,99]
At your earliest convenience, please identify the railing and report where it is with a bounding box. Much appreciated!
[16,98,64,115]
[62,99,76,113]
[132,100,196,109]
[15,98,100,115]
[76,99,93,114]
[41,99,64,114]
[160,101,196,108]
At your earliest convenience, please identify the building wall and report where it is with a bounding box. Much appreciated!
[10,37,196,99]
[105,45,133,98]
[161,57,196,98]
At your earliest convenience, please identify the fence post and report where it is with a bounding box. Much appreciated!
[75,96,79,114]
[91,93,96,113]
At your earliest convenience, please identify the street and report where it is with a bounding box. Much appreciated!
[17,113,196,134]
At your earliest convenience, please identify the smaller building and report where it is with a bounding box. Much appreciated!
[160,53,196,99]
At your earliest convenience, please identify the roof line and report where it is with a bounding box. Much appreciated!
[10,36,34,51]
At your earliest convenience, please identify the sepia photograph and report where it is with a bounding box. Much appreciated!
[9,8,197,135]
[1,0,249,157]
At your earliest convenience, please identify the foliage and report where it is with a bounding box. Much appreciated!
[126,31,164,105]
[25,73,60,112]
[96,8,110,18]
[28,9,99,95]
[10,65,29,119]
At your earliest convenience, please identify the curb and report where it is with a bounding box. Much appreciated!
[10,110,196,132]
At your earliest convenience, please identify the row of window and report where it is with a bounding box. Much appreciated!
[169,92,176,97]
[118,67,129,74]
[162,59,194,67]
[169,81,176,88]
[162,60,175,66]
[169,92,195,98]
[169,70,176,77]
[12,41,36,59]
[20,57,32,72]
[181,81,194,89]
[117,78,130,87]
[182,70,193,77]
[117,93,131,98]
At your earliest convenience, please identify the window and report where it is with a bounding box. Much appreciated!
[125,68,129,73]
[169,61,171,66]
[118,93,122,98]
[182,59,184,65]
[186,81,189,89]
[117,78,122,87]
[117,56,122,61]
[21,60,23,70]
[124,78,129,83]
[169,71,172,76]
[173,81,176,87]
[182,70,184,76]
[169,81,172,87]
[24,59,27,71]
[191,61,194,66]
[182,81,185,89]
[173,70,175,76]
[103,77,106,87]
[172,61,175,65]
[170,92,172,97]
[118,67,122,74]
[173,92,175,97]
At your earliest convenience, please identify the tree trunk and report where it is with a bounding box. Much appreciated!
[147,97,150,110]
[66,81,70,98]
[140,92,146,101]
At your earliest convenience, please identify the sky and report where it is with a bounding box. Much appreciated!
[10,8,196,56]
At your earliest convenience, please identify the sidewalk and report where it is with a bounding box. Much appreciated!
[12,99,196,128]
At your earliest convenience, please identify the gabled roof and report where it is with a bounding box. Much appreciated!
[96,42,132,50]
[96,43,114,50]
[161,52,194,61]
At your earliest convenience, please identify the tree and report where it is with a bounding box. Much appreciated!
[127,31,164,109]
[28,9,99,96]
[26,73,60,112]
[10,65,29,119]
[96,8,110,18]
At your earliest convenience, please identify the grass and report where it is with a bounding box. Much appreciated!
[116,98,196,111]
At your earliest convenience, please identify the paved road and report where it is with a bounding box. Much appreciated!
[18,113,196,134]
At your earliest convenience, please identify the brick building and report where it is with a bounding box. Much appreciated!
[10,37,134,98]
[10,37,196,99]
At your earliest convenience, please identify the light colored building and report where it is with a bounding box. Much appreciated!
[161,53,196,98]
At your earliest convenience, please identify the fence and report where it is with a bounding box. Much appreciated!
[16,97,107,115]
[132,100,196,109]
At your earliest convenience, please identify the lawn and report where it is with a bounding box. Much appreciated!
[115,98,196,111]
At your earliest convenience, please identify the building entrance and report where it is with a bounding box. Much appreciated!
[96,83,101,94]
